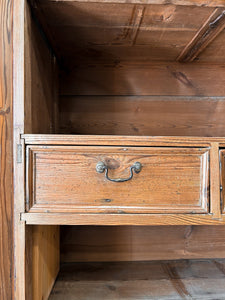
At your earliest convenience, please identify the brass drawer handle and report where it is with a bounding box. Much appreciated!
[96,161,142,182]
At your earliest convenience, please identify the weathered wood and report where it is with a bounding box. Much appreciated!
[59,96,225,137]
[49,260,225,300]
[177,8,225,62]
[60,63,225,96]
[0,0,13,299]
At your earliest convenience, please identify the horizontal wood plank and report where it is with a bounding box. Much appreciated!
[60,63,225,96]
[61,225,225,262]
[21,134,225,146]
[59,96,225,136]
[21,213,225,225]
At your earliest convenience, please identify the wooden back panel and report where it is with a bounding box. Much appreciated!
[59,96,225,136]
[61,225,225,263]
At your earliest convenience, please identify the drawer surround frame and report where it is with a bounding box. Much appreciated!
[25,145,209,214]
[21,134,225,225]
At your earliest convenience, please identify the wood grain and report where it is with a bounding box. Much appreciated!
[21,213,225,225]
[61,226,225,262]
[49,260,225,300]
[32,226,60,300]
[60,63,225,96]
[197,29,225,63]
[31,2,214,67]
[0,0,13,299]
[13,1,29,299]
[59,96,225,136]
[21,134,225,146]
[35,0,225,6]
[24,3,58,134]
[177,8,225,62]
[27,146,209,214]
[210,143,221,218]
[219,150,225,214]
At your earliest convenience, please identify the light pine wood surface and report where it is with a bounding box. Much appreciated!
[26,145,209,214]
[0,0,13,299]
[32,226,60,300]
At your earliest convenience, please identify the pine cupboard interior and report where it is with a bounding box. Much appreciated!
[17,0,225,299]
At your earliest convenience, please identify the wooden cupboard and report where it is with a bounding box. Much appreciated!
[10,0,225,299]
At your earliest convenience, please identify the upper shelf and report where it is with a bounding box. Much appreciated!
[30,0,225,69]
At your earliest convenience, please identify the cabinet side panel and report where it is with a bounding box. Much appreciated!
[24,3,58,134]
[0,0,13,299]
[32,225,60,300]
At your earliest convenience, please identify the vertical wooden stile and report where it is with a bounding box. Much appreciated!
[13,0,26,298]
[210,143,221,219]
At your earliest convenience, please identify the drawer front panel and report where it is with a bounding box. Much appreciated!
[26,146,209,214]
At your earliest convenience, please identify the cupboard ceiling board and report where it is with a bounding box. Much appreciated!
[30,1,225,66]
[35,0,225,8]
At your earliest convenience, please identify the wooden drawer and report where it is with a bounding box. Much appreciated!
[26,146,209,214]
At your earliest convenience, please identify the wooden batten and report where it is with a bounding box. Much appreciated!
[177,8,225,62]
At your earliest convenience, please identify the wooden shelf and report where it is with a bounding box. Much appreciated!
[49,260,225,300]
[21,213,225,225]
[21,134,225,146]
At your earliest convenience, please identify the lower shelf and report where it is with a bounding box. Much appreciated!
[49,260,225,300]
